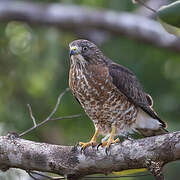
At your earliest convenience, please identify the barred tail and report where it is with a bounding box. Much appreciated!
[137,127,168,137]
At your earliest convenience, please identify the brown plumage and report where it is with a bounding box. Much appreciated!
[69,39,168,149]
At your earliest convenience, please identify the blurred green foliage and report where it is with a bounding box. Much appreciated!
[0,0,180,179]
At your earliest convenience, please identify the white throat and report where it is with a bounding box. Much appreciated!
[71,54,88,69]
[71,54,85,63]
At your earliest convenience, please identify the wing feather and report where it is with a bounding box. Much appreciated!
[108,62,166,128]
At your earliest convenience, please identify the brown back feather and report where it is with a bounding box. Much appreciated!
[107,61,167,128]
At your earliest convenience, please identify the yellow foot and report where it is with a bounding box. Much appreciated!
[79,128,99,150]
[79,141,97,150]
[97,126,118,154]
[99,138,119,148]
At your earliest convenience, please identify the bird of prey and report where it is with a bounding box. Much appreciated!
[69,39,168,150]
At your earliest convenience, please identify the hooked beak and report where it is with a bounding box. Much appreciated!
[70,46,78,57]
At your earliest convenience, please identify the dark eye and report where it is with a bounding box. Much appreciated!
[82,46,88,52]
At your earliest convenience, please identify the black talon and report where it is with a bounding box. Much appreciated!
[97,143,102,150]
[105,144,111,155]
[105,147,110,155]
[105,148,108,155]
[80,147,84,153]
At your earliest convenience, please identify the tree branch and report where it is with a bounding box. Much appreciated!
[19,88,81,138]
[0,131,180,180]
[0,1,180,52]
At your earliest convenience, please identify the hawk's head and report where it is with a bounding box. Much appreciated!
[69,39,104,65]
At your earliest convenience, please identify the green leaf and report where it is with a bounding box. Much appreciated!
[112,168,147,175]
[158,1,180,27]
[157,1,180,36]
[158,17,180,37]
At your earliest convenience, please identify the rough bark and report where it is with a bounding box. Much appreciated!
[0,131,180,179]
[0,1,180,52]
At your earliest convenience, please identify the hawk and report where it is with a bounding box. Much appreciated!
[69,39,168,150]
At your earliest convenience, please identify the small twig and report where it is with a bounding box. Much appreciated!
[19,88,70,137]
[50,114,82,121]
[133,0,157,13]
[27,104,37,127]
[30,171,65,180]
[27,171,39,180]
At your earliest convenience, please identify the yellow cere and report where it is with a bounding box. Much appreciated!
[71,46,77,51]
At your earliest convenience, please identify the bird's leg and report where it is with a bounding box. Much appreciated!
[79,128,99,150]
[100,126,119,148]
